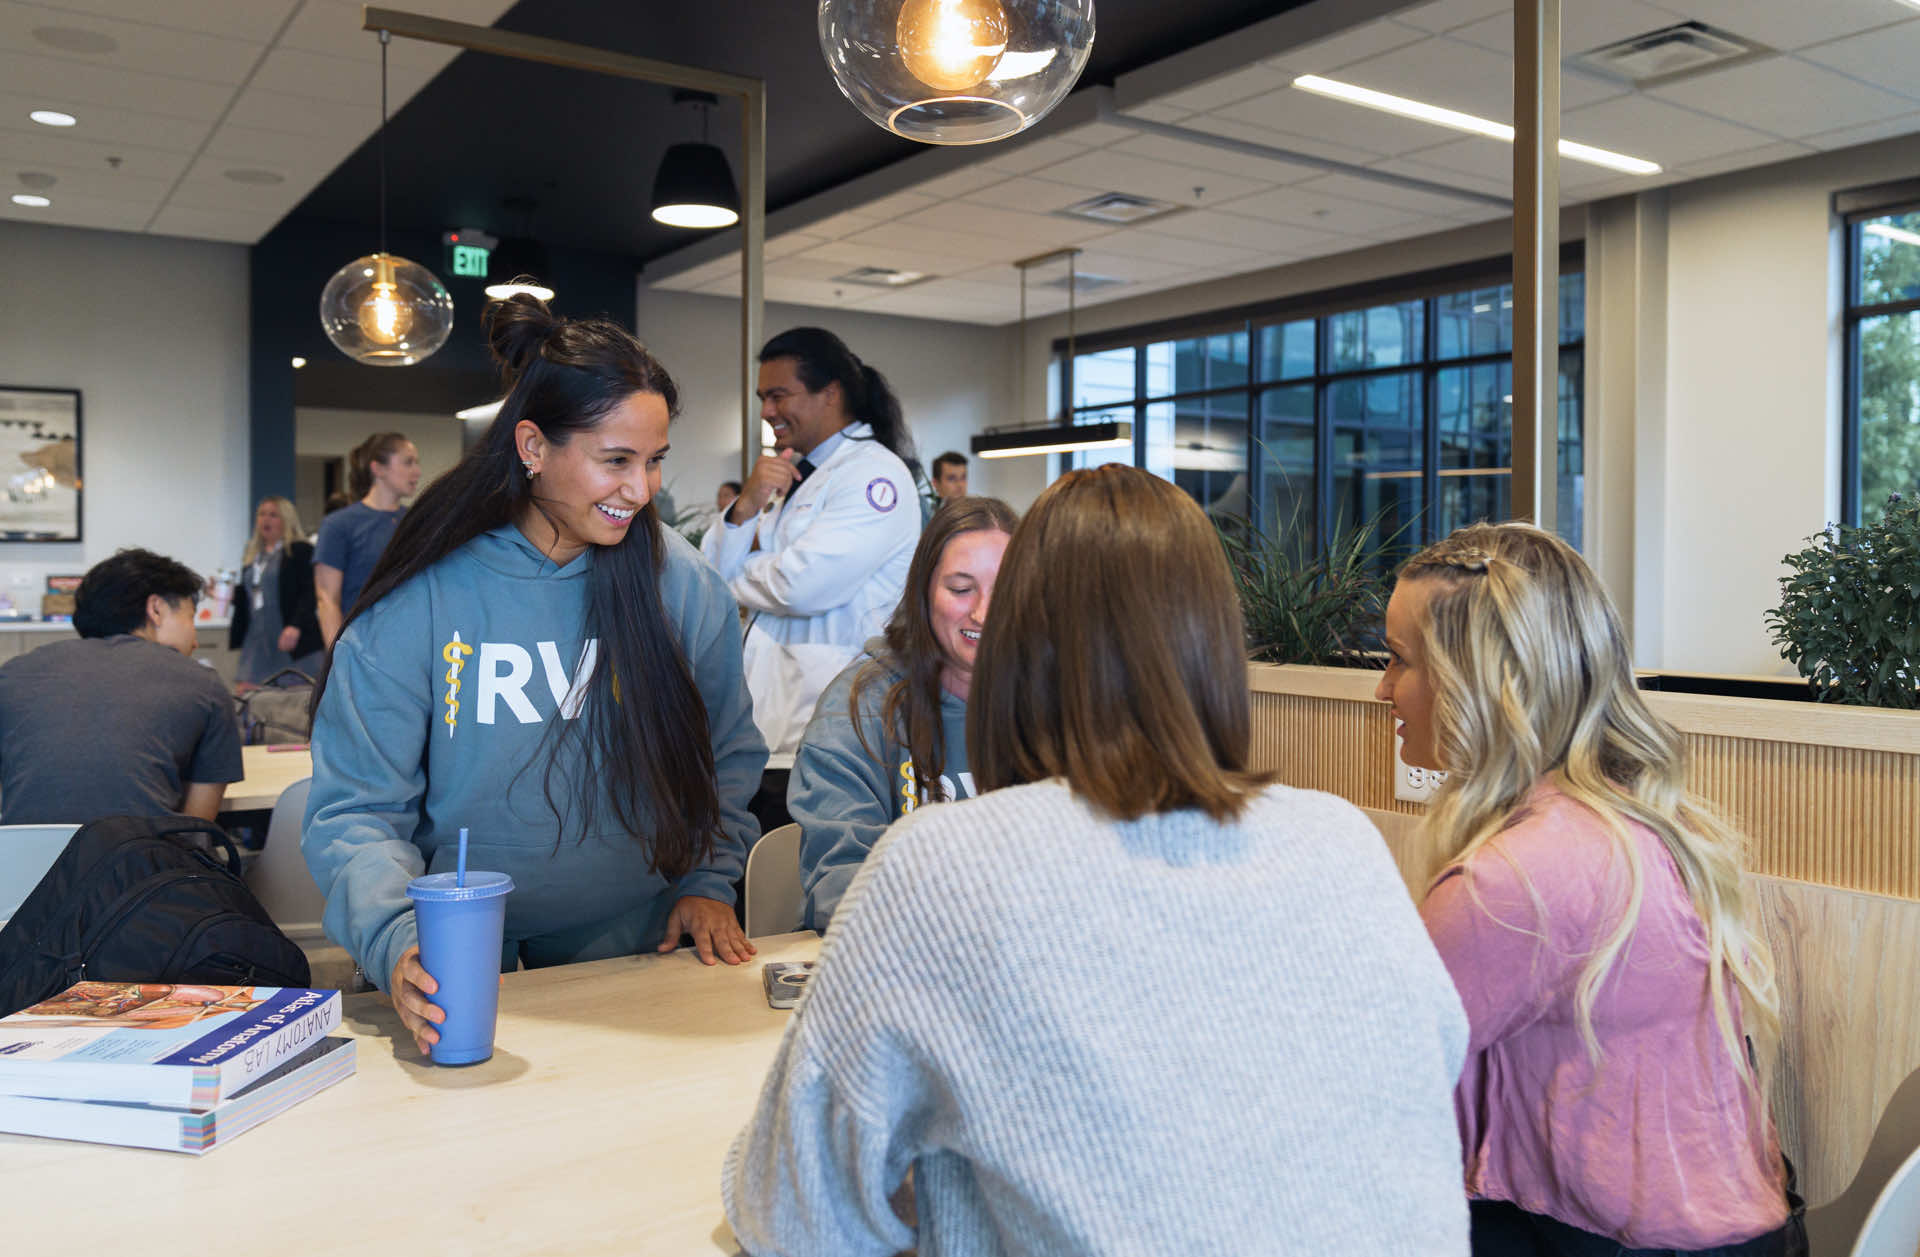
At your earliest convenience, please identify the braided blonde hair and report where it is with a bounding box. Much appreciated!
[1403,522,1778,1088]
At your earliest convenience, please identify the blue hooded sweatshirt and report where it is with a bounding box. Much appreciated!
[302,522,766,990]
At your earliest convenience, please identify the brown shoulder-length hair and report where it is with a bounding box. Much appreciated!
[969,465,1273,820]
[851,495,1018,799]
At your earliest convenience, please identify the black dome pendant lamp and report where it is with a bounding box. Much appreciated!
[651,90,740,229]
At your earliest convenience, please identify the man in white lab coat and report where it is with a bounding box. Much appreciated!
[703,328,922,762]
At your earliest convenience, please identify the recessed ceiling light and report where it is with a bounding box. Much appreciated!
[29,110,76,128]
[17,172,56,190]
[1291,75,1663,176]
[223,168,284,186]
[291,357,308,369]
[11,194,52,208]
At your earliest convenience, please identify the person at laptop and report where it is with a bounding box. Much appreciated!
[0,548,242,824]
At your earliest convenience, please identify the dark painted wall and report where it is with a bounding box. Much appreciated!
[249,215,637,503]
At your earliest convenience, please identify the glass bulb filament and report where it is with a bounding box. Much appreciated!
[356,256,415,346]
[897,0,1007,93]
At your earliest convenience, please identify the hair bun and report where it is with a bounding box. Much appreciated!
[485,287,558,375]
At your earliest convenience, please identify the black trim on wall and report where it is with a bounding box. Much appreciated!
[1836,177,1920,220]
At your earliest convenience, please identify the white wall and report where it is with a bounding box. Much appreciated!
[634,289,1019,514]
[0,219,249,600]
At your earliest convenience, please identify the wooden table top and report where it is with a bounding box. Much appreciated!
[225,743,314,813]
[2,932,822,1256]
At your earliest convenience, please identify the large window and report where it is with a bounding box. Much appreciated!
[1845,200,1920,523]
[1061,266,1586,558]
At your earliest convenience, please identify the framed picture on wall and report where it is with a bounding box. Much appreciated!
[0,387,81,542]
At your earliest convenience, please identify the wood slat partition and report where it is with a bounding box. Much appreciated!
[1249,665,1920,900]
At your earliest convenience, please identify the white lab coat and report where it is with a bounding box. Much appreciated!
[703,423,920,754]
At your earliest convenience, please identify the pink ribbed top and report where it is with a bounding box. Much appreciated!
[1420,781,1788,1249]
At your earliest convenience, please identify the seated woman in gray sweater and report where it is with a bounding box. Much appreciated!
[789,495,1017,929]
[724,464,1472,1256]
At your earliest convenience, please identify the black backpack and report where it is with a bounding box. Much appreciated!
[0,815,312,1017]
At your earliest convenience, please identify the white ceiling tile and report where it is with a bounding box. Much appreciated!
[280,0,484,69]
[1390,0,1512,36]
[1334,35,1626,120]
[0,87,206,149]
[762,275,878,307]
[859,188,940,220]
[1056,119,1139,147]
[221,88,378,139]
[1219,182,1441,236]
[799,238,991,278]
[1292,169,1498,219]
[0,188,150,231]
[694,276,737,296]
[841,221,1024,263]
[766,255,864,283]
[203,121,356,168]
[1366,152,1510,201]
[1634,0,1906,53]
[1386,137,1635,194]
[146,203,271,243]
[1151,63,1294,115]
[958,174,1102,213]
[765,231,827,260]
[1118,101,1192,124]
[1798,19,1920,100]
[1080,226,1269,269]
[1060,248,1190,283]
[1038,148,1276,204]
[1100,130,1325,185]
[1798,111,1920,152]
[26,0,298,44]
[854,293,1003,324]
[662,255,739,287]
[246,45,444,108]
[3,151,167,200]
[0,123,189,181]
[979,134,1091,174]
[1144,207,1342,252]
[798,207,884,239]
[1215,87,1460,159]
[1264,18,1427,73]
[1671,140,1817,179]
[0,2,266,82]
[897,200,1107,248]
[1559,94,1778,169]
[909,164,1008,200]
[1647,56,1917,139]
[1448,1,1684,60]
[167,153,325,212]
[1177,112,1393,165]
[0,49,237,119]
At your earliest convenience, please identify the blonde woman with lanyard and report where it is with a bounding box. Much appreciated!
[1377,522,1804,1256]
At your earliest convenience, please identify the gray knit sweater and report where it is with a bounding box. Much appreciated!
[723,779,1471,1256]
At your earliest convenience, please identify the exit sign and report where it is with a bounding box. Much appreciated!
[441,228,497,281]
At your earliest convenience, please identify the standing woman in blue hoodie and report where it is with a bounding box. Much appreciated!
[303,294,767,1057]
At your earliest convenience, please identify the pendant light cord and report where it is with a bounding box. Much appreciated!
[378,29,390,256]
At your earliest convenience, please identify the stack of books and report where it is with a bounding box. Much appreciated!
[0,980,355,1154]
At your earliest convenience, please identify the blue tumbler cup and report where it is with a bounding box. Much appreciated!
[405,871,514,1066]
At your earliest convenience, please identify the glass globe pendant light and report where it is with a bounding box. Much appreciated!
[818,0,1095,145]
[319,29,454,366]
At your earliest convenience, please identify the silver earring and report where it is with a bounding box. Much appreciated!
[522,462,535,479]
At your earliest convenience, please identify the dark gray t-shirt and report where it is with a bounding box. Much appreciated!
[0,635,245,825]
[315,502,405,616]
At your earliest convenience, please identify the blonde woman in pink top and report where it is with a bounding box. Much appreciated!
[1376,522,1804,1257]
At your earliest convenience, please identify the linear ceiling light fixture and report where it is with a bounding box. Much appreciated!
[1866,222,1920,248]
[1291,74,1662,176]
[972,246,1133,460]
[317,29,454,365]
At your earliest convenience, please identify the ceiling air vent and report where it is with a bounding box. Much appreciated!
[1055,192,1182,225]
[832,266,931,288]
[1035,271,1129,294]
[1568,21,1769,88]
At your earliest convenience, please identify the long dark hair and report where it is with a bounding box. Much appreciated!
[759,327,920,477]
[312,295,721,878]
[348,432,411,499]
[851,496,1017,801]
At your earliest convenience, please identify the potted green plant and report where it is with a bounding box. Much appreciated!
[1766,495,1920,708]
[1216,503,1397,667]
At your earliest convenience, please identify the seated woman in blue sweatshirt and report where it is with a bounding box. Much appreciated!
[303,295,766,1057]
[724,465,1471,1256]
[789,495,1016,929]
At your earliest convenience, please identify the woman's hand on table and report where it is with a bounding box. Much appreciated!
[390,945,446,1055]
[658,895,757,966]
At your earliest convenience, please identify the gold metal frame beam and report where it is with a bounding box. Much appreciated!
[361,7,766,479]
[1511,0,1561,532]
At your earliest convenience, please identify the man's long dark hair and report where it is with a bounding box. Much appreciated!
[850,496,1018,800]
[311,294,721,879]
[760,327,920,477]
